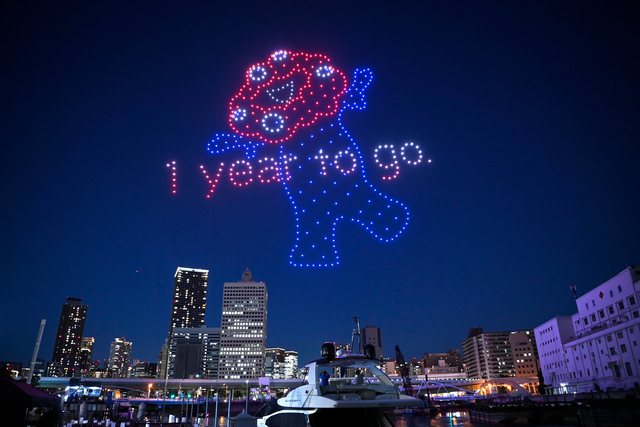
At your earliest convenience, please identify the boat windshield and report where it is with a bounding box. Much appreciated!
[310,358,395,386]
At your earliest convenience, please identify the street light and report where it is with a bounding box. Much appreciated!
[226,384,231,427]
[245,380,249,413]
[148,383,152,398]
[214,387,219,427]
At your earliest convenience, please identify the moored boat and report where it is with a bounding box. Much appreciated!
[253,342,424,427]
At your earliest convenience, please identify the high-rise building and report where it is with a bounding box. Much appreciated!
[108,338,132,378]
[462,327,538,380]
[218,269,268,379]
[509,331,539,377]
[169,326,221,379]
[160,267,209,379]
[361,325,383,358]
[172,337,202,380]
[78,337,95,376]
[168,267,209,336]
[265,348,299,379]
[50,297,88,377]
[284,351,299,379]
[535,265,640,393]
[265,348,285,379]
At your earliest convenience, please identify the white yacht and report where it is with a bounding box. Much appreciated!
[254,342,423,427]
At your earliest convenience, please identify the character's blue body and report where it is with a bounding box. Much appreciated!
[209,69,409,267]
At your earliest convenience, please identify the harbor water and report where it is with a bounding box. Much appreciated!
[389,409,579,427]
[204,409,580,427]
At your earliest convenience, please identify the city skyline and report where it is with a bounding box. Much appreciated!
[2,1,639,368]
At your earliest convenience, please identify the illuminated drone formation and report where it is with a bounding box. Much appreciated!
[166,161,177,194]
[203,50,425,267]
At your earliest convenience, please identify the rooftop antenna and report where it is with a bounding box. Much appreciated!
[351,316,362,354]
[569,283,578,299]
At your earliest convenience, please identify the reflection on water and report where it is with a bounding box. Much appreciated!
[389,409,473,427]
[208,410,578,427]
[388,409,579,427]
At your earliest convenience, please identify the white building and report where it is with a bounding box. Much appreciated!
[284,351,299,379]
[535,316,576,393]
[218,269,268,379]
[108,338,132,378]
[535,266,640,393]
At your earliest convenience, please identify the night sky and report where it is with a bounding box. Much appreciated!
[2,1,639,369]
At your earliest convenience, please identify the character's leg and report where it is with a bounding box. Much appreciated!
[286,201,341,267]
[341,71,410,242]
[347,183,409,242]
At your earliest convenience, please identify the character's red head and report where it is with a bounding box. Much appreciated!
[228,51,348,143]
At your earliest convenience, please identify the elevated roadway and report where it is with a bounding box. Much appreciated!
[37,375,538,399]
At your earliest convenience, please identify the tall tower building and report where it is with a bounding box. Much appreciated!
[160,267,209,379]
[50,297,88,377]
[168,267,209,336]
[218,269,268,379]
[108,337,132,378]
[78,337,94,375]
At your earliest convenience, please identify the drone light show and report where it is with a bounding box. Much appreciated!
[170,51,429,267]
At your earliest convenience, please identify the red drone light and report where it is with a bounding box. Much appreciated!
[228,51,348,143]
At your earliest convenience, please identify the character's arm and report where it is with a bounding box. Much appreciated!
[343,68,373,110]
[207,134,264,159]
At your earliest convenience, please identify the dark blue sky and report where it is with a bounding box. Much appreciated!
[2,1,638,367]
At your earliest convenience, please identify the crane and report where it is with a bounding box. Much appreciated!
[394,345,414,396]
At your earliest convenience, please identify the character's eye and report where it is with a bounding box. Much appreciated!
[271,50,288,61]
[231,108,247,122]
[261,112,285,133]
[315,65,334,78]
[249,65,268,82]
